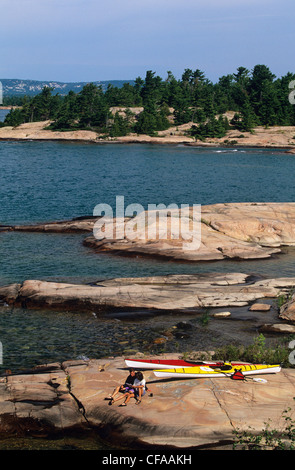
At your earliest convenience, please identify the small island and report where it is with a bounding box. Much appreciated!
[1,65,295,150]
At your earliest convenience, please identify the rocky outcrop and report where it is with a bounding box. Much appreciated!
[83,203,288,262]
[0,121,99,142]
[201,203,295,248]
[81,202,295,261]
[0,363,86,438]
[1,273,295,315]
[280,294,295,322]
[259,323,295,334]
[76,203,295,261]
[0,216,98,233]
[0,356,294,449]
[2,203,295,262]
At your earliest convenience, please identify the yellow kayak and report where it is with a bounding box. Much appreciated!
[153,363,281,378]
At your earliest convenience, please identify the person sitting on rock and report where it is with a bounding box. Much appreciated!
[106,368,136,405]
[119,371,146,407]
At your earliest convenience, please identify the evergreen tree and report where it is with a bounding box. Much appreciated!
[134,71,170,134]
[77,83,108,129]
[249,65,276,118]
[4,107,25,126]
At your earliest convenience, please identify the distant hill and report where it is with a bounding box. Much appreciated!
[0,78,134,97]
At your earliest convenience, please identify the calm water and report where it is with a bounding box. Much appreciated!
[0,141,295,372]
[1,141,294,225]
[0,109,10,122]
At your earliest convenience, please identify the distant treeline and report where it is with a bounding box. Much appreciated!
[2,65,295,138]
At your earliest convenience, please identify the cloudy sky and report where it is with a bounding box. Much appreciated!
[0,0,294,82]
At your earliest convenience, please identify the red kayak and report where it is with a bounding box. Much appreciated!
[125,358,250,370]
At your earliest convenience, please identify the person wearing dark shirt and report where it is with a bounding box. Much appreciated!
[105,368,136,405]
[119,371,146,406]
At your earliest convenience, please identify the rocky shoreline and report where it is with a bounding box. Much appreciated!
[2,202,295,323]
[1,274,295,325]
[1,202,295,448]
[1,120,295,151]
[1,355,294,450]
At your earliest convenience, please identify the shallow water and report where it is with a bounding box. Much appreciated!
[1,225,295,287]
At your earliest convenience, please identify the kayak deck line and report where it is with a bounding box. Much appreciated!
[153,364,281,378]
[125,358,252,370]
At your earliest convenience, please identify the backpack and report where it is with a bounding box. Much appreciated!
[231,369,245,380]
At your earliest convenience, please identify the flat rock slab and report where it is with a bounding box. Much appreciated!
[0,364,85,437]
[84,202,295,261]
[0,121,99,143]
[2,202,295,262]
[1,274,295,316]
[0,357,294,449]
[259,323,295,334]
[249,303,271,311]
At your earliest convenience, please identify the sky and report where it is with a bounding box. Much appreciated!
[0,0,294,83]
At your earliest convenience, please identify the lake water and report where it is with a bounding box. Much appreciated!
[0,109,10,122]
[1,141,295,372]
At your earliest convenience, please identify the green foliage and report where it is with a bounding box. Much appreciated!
[189,115,229,140]
[2,95,25,106]
[109,111,132,137]
[4,87,62,126]
[134,106,170,135]
[213,334,294,367]
[275,289,295,310]
[3,107,24,127]
[3,64,295,136]
[199,310,210,326]
[233,398,295,450]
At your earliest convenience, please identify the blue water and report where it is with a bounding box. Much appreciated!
[0,109,10,122]
[1,141,294,225]
[0,142,295,286]
[1,141,295,372]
